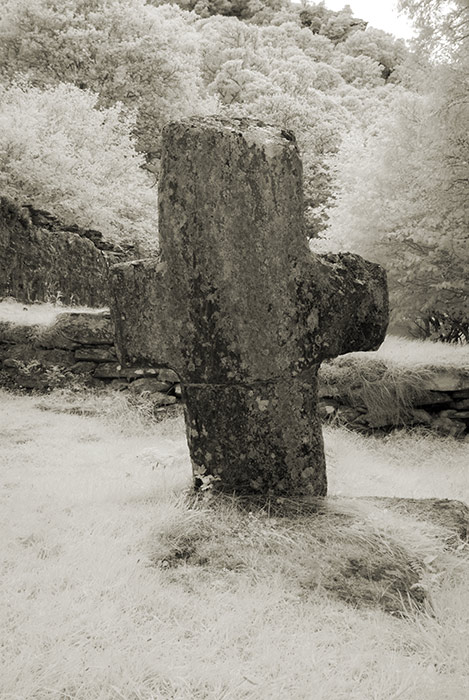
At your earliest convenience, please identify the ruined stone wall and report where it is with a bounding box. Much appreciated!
[0,196,134,306]
[1,309,469,438]
[0,311,179,406]
[319,368,469,438]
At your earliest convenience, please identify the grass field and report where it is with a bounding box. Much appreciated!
[0,298,108,326]
[1,387,468,699]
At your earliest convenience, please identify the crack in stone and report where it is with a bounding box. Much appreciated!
[183,369,318,389]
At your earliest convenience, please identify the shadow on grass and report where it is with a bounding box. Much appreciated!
[147,492,469,618]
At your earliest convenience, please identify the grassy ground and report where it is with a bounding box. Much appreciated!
[0,298,108,326]
[354,335,469,371]
[1,388,469,699]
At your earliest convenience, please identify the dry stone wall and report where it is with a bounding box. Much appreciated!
[0,196,134,306]
[1,309,468,438]
[318,362,469,438]
[0,311,179,406]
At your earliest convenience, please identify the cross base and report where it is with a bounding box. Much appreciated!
[182,372,327,497]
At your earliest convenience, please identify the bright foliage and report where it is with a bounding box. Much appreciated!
[196,10,406,234]
[4,0,465,336]
[0,0,217,161]
[0,82,158,248]
[0,0,408,239]
[321,1,469,336]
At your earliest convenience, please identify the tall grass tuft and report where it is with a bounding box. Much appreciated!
[319,335,469,427]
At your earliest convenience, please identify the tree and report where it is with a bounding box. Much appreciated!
[0,0,412,242]
[298,2,367,42]
[320,27,469,339]
[0,82,158,249]
[0,0,217,165]
[149,0,286,21]
[399,0,469,58]
[197,12,406,235]
[339,27,408,81]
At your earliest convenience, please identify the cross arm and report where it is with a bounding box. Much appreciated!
[299,251,389,363]
[109,256,181,372]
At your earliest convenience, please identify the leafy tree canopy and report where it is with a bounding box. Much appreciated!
[0,0,217,163]
[196,8,408,233]
[321,1,469,337]
[0,0,409,240]
[399,0,468,58]
[0,81,158,249]
[149,0,286,21]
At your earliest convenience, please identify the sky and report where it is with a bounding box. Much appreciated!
[323,1,416,40]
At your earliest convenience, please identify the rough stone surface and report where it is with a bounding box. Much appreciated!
[0,343,74,367]
[449,399,469,410]
[151,392,177,407]
[431,414,466,437]
[92,363,160,379]
[415,392,452,406]
[111,116,389,497]
[109,379,129,391]
[410,408,433,426]
[70,361,97,374]
[74,346,117,362]
[129,378,172,395]
[422,370,469,392]
[0,322,39,346]
[450,389,469,400]
[0,196,110,306]
[0,310,116,391]
[157,368,180,383]
[37,312,113,349]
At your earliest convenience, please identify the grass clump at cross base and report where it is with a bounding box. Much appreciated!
[149,492,468,618]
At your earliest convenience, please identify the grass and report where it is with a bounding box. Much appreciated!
[319,335,469,427]
[1,387,469,699]
[373,335,469,370]
[0,298,108,327]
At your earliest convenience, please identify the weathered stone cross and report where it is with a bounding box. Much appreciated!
[110,116,388,498]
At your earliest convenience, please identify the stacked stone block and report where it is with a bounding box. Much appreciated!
[0,311,178,406]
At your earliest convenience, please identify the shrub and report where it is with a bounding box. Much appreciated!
[0,82,158,250]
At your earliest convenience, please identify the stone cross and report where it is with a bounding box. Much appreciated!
[110,116,388,498]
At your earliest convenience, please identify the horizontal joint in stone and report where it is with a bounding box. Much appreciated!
[449,399,469,410]
[448,388,469,400]
[129,378,173,395]
[414,391,452,406]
